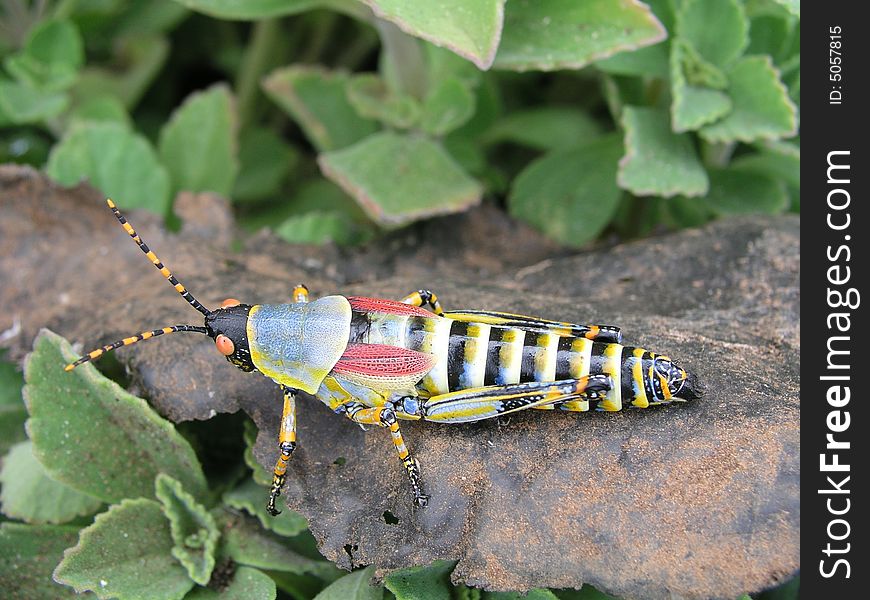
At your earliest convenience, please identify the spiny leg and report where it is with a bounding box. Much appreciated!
[420,375,612,423]
[340,402,429,507]
[401,289,444,316]
[293,284,309,304]
[267,387,298,516]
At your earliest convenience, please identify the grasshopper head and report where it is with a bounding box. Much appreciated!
[205,299,255,372]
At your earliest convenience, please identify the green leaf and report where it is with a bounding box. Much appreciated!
[595,42,669,78]
[482,107,602,151]
[313,566,382,600]
[0,354,26,456]
[274,211,370,246]
[0,79,68,124]
[3,19,84,91]
[156,474,220,586]
[669,40,732,132]
[700,56,798,143]
[217,510,336,578]
[0,522,82,599]
[68,95,132,128]
[1,441,103,524]
[703,168,789,216]
[24,330,208,504]
[184,566,276,599]
[618,106,708,198]
[363,0,505,70]
[677,0,747,68]
[419,78,475,136]
[54,498,196,600]
[346,74,420,129]
[45,122,171,215]
[318,131,482,227]
[223,477,308,537]
[384,560,454,600]
[508,134,623,247]
[263,66,378,152]
[662,196,713,229]
[232,127,298,203]
[494,0,666,71]
[732,148,800,209]
[158,84,239,198]
[174,0,331,20]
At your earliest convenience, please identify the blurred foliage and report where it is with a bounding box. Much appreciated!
[0,0,798,248]
[1,0,799,598]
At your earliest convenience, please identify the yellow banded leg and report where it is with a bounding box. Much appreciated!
[267,388,298,516]
[401,289,445,316]
[293,284,309,303]
[343,402,429,507]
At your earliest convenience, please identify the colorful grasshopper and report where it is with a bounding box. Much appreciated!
[67,200,703,515]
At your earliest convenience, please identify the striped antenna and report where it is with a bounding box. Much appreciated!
[106,198,211,316]
[65,324,209,371]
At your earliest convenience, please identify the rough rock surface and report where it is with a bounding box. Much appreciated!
[0,165,799,599]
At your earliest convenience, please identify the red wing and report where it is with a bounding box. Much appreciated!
[348,296,432,317]
[335,343,435,377]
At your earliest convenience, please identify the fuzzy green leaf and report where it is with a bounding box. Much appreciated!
[494,0,666,71]
[3,19,84,91]
[263,66,378,152]
[700,56,798,143]
[482,107,602,151]
[595,42,669,78]
[217,510,336,578]
[0,522,82,599]
[346,74,420,129]
[363,0,505,70]
[318,131,482,227]
[274,211,370,246]
[184,566,276,599]
[174,0,331,19]
[232,127,298,203]
[68,95,132,128]
[54,498,195,600]
[618,106,708,197]
[156,474,220,586]
[669,41,732,132]
[384,560,454,600]
[158,84,239,198]
[662,196,714,229]
[45,122,171,215]
[0,79,68,124]
[313,566,382,600]
[677,0,747,68]
[420,78,476,136]
[1,441,103,524]
[24,330,208,504]
[734,146,800,209]
[703,168,789,215]
[223,477,308,537]
[508,134,623,247]
[0,355,26,456]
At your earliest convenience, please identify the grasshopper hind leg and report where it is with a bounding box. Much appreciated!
[267,387,298,516]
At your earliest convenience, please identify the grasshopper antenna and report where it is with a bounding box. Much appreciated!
[65,324,209,371]
[106,198,211,316]
[64,199,215,371]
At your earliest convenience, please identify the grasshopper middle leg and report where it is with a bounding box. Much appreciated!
[267,386,298,516]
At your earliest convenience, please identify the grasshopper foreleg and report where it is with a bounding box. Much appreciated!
[267,386,298,516]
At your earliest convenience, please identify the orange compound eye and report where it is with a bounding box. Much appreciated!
[221,298,241,308]
[215,334,235,356]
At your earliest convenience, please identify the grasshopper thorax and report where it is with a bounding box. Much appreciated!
[205,303,255,372]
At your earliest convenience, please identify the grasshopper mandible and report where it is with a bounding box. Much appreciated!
[67,200,704,515]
